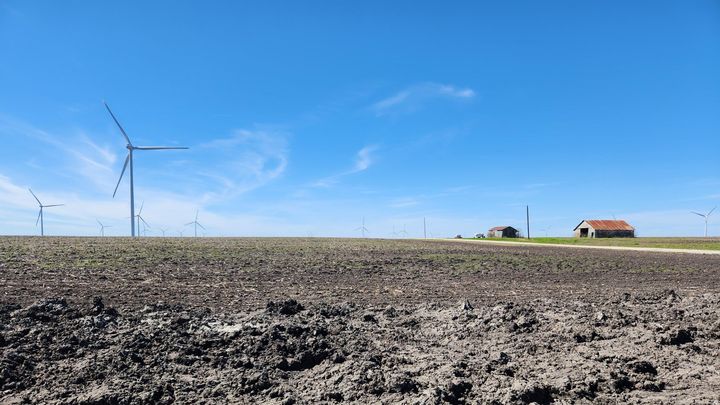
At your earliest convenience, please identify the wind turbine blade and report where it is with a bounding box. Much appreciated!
[113,154,130,198]
[691,212,705,217]
[28,188,42,205]
[43,204,64,208]
[195,210,199,221]
[97,219,103,227]
[197,223,206,230]
[709,207,717,216]
[185,222,194,226]
[104,102,132,145]
[134,146,189,150]
[138,201,144,215]
[140,217,150,227]
[36,210,41,226]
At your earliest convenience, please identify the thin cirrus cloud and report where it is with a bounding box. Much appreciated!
[389,197,420,209]
[196,128,289,201]
[0,115,118,190]
[353,145,376,172]
[312,145,378,188]
[1,114,290,208]
[371,83,476,116]
[0,122,291,235]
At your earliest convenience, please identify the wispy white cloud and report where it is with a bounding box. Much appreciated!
[523,182,561,190]
[0,172,299,237]
[312,145,378,188]
[197,129,289,201]
[0,114,294,235]
[0,174,31,208]
[371,83,475,116]
[389,197,419,208]
[0,116,118,190]
[1,114,289,203]
[354,145,376,171]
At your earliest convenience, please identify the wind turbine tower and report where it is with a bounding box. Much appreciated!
[691,207,716,237]
[29,189,64,236]
[185,210,205,237]
[105,102,188,237]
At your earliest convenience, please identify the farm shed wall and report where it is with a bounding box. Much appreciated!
[595,229,635,238]
[573,221,592,238]
[502,228,519,238]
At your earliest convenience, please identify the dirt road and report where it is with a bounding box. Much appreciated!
[442,237,720,255]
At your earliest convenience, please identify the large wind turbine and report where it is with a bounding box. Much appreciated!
[355,217,369,238]
[185,210,205,237]
[97,220,112,237]
[105,102,188,237]
[29,189,64,236]
[691,207,716,237]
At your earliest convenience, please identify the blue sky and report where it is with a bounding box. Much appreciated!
[1,1,719,237]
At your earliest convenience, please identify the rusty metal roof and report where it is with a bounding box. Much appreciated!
[489,226,514,231]
[574,220,634,231]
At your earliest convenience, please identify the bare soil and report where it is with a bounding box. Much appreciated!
[1,237,719,403]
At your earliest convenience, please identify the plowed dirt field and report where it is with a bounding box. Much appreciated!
[1,237,719,403]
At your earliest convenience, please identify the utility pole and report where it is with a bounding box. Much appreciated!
[526,205,530,239]
[423,217,427,239]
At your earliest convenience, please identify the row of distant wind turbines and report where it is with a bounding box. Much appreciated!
[30,189,206,237]
[96,204,205,237]
[29,102,205,237]
[356,217,435,238]
[26,102,718,238]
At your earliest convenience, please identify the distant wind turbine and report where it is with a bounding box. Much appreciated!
[134,201,150,237]
[159,227,168,237]
[185,210,205,237]
[105,102,188,237]
[691,207,716,237]
[398,224,409,238]
[97,220,112,237]
[355,217,369,238]
[29,189,64,236]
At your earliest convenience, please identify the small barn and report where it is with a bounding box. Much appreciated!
[487,226,519,238]
[573,220,635,238]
